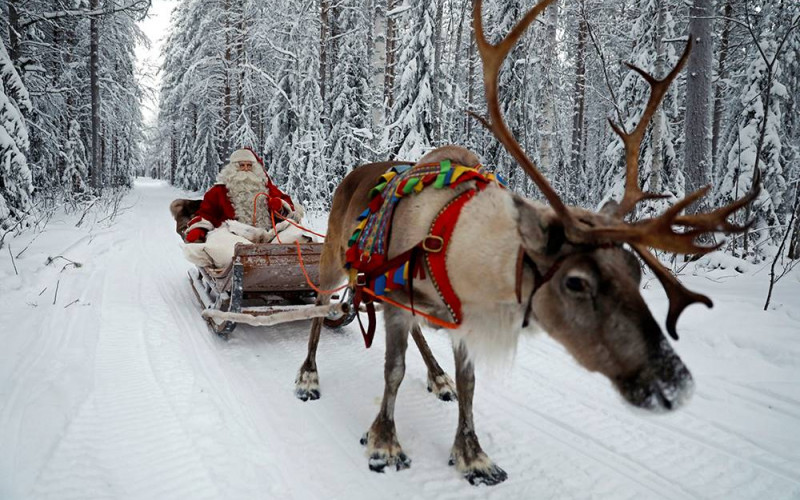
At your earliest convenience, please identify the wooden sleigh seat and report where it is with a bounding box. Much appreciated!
[205,241,323,294]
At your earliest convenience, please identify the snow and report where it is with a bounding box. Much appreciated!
[1,179,800,498]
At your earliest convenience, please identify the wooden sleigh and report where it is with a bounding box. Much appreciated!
[172,199,355,338]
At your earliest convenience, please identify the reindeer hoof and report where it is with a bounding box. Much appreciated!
[451,448,508,486]
[295,370,320,401]
[295,388,320,401]
[464,464,508,486]
[427,373,457,402]
[364,428,411,472]
[368,451,411,473]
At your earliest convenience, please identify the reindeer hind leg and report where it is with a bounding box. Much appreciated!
[449,341,507,486]
[295,242,344,401]
[410,324,457,402]
[362,308,412,472]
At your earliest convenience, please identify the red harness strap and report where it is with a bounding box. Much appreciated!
[352,188,479,348]
[423,188,477,325]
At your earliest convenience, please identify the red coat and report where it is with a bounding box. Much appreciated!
[185,180,294,241]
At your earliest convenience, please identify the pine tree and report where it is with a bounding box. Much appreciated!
[61,119,89,194]
[384,0,436,160]
[328,1,374,180]
[0,42,33,227]
[718,38,788,254]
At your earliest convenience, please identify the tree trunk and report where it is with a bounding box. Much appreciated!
[789,217,800,259]
[370,0,385,128]
[711,0,732,172]
[320,0,328,102]
[90,0,101,190]
[650,0,667,194]
[432,0,443,142]
[683,0,714,214]
[570,7,587,189]
[539,3,559,174]
[8,0,21,66]
[221,0,232,158]
[466,24,476,141]
[451,0,469,143]
[170,132,177,184]
[383,0,398,115]
[236,6,245,112]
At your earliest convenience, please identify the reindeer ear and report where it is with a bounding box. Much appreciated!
[514,196,565,256]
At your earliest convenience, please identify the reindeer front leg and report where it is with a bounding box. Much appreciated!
[410,324,457,402]
[449,342,508,486]
[361,309,412,472]
[294,313,326,401]
[295,242,342,401]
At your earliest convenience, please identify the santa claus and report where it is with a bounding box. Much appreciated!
[182,148,307,268]
[185,147,297,243]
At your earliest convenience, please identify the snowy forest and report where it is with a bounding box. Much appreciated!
[3,2,800,497]
[2,0,800,263]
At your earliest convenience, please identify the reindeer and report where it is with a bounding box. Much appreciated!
[295,0,759,486]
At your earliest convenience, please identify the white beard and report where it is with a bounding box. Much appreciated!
[217,163,274,229]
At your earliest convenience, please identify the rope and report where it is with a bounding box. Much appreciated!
[362,287,458,330]
[270,209,283,244]
[293,241,349,295]
[270,206,348,295]
[273,212,328,238]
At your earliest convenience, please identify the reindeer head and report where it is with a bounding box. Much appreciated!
[473,0,758,411]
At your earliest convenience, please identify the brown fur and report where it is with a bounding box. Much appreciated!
[169,199,202,240]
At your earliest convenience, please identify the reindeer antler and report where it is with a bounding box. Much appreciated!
[472,0,760,339]
[472,0,574,226]
[608,41,692,217]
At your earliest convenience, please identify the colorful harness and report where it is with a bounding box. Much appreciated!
[345,160,505,347]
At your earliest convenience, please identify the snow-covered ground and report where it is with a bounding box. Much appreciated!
[1,178,799,499]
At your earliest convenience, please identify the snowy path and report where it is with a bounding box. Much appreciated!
[1,179,799,499]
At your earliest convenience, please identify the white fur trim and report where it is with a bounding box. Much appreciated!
[229,148,259,165]
[225,220,271,243]
[201,225,252,268]
[187,218,214,233]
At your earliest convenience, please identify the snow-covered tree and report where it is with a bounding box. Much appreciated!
[718,38,788,252]
[61,119,89,194]
[596,0,684,215]
[0,42,33,227]
[328,1,374,180]
[384,0,436,159]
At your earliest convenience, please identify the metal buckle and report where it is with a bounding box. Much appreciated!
[356,273,367,287]
[422,235,444,253]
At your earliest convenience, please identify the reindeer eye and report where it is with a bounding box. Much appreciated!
[565,276,588,293]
